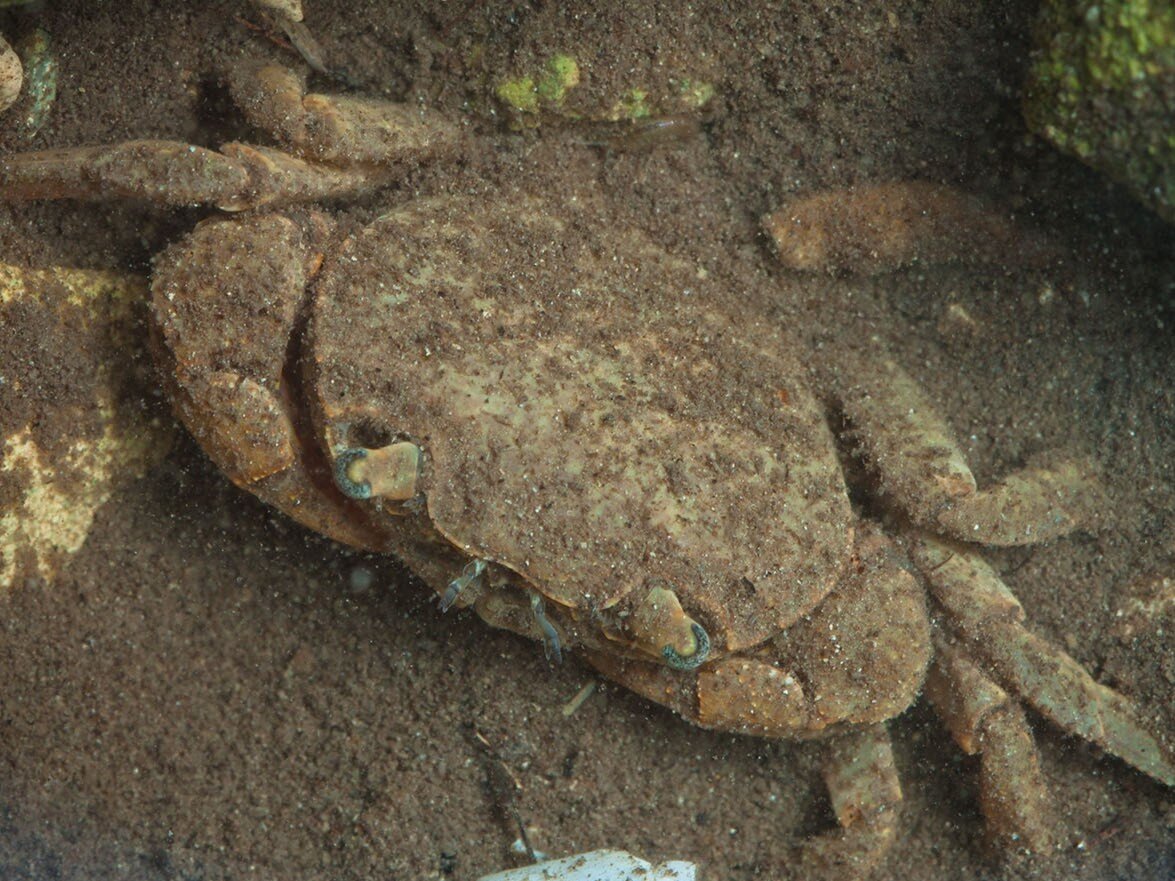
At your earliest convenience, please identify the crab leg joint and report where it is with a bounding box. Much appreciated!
[440,558,486,613]
[530,592,563,663]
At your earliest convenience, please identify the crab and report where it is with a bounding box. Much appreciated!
[2,62,1172,878]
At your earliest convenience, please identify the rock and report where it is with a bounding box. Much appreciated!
[0,33,21,114]
[1024,0,1175,223]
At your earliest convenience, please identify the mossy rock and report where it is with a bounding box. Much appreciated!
[1024,0,1175,223]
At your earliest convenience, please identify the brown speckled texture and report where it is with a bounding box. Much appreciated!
[1,2,1173,880]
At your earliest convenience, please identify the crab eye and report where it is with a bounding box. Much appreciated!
[334,441,421,501]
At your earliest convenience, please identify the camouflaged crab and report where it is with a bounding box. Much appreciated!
[2,63,1172,878]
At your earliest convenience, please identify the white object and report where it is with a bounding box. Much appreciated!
[477,849,698,881]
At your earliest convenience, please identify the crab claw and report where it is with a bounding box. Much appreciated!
[629,586,712,670]
[663,622,711,670]
[333,441,421,501]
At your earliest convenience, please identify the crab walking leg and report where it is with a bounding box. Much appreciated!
[251,0,303,22]
[0,63,463,208]
[0,140,396,209]
[762,182,1058,275]
[930,457,1103,546]
[797,725,902,880]
[151,211,390,552]
[0,142,246,203]
[925,636,1054,852]
[912,536,1175,787]
[227,63,463,166]
[581,530,926,875]
[822,348,1104,545]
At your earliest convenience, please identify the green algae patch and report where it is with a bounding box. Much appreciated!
[605,79,714,122]
[1024,0,1175,222]
[677,78,715,110]
[614,88,651,120]
[2,28,58,136]
[493,50,714,130]
[495,53,581,116]
[536,54,580,102]
[496,75,539,113]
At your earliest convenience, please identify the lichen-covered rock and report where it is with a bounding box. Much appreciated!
[1024,0,1175,223]
[0,265,173,591]
[0,33,21,115]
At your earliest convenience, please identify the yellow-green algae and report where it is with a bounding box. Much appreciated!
[603,79,715,123]
[613,88,650,120]
[495,53,581,114]
[495,52,713,126]
[1024,0,1175,222]
[676,78,715,109]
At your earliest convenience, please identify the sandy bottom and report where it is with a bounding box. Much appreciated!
[1,2,1173,880]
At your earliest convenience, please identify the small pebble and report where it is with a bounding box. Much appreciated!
[0,34,21,114]
[348,564,375,594]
